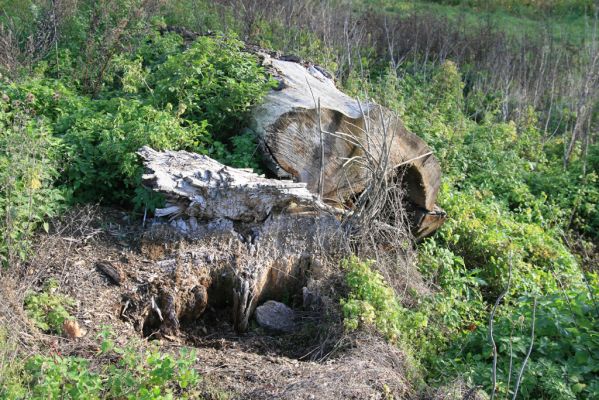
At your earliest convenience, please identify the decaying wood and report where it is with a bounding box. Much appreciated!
[124,213,338,334]
[95,261,122,285]
[134,49,448,334]
[138,146,340,223]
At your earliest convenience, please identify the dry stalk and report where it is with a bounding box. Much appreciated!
[489,252,513,400]
[312,96,419,297]
[511,298,537,400]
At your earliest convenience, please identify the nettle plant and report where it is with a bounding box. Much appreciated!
[149,34,278,135]
[24,279,75,334]
[0,97,63,266]
[2,328,202,400]
[60,97,209,207]
[3,32,275,211]
[439,281,599,400]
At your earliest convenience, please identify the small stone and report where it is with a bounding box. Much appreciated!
[255,300,297,333]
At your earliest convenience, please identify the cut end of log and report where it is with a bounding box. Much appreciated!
[251,55,445,235]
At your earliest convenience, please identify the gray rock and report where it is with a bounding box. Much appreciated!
[255,300,297,333]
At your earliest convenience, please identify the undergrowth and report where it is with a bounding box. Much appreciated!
[340,59,599,399]
[0,30,274,264]
[1,1,598,399]
[0,328,203,400]
[24,278,75,334]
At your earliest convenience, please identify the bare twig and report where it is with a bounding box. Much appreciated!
[512,298,537,400]
[489,252,513,400]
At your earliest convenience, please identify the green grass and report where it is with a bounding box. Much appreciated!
[370,0,593,44]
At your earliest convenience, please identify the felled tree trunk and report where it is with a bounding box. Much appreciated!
[138,146,339,222]
[251,55,446,236]
[133,44,447,335]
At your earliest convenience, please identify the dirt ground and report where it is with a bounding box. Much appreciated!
[1,206,425,399]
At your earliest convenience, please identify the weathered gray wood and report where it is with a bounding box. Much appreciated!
[134,53,448,334]
[129,212,339,334]
[138,146,339,222]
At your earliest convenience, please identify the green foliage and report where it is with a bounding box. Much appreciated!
[436,187,581,298]
[342,56,597,398]
[391,59,597,398]
[437,280,599,399]
[0,328,26,398]
[24,279,75,334]
[60,97,209,207]
[422,0,596,18]
[340,257,429,384]
[220,130,263,171]
[417,239,486,336]
[1,31,273,209]
[149,34,276,135]
[431,61,464,122]
[1,328,202,399]
[341,257,428,345]
[0,93,63,266]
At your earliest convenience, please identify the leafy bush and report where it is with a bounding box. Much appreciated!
[149,34,276,135]
[340,256,430,384]
[389,60,598,399]
[2,31,274,209]
[437,279,599,400]
[341,257,428,345]
[24,279,75,334]
[1,328,203,399]
[0,95,63,266]
[0,328,25,398]
[220,129,263,171]
[416,240,487,342]
[60,98,210,207]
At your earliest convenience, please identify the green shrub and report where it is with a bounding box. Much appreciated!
[436,186,581,298]
[220,129,263,171]
[24,279,75,334]
[1,328,203,399]
[149,34,276,136]
[0,95,63,266]
[60,97,210,207]
[0,328,26,399]
[4,32,275,209]
[341,257,428,345]
[417,239,486,336]
[436,278,599,400]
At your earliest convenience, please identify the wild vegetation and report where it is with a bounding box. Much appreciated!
[0,0,597,399]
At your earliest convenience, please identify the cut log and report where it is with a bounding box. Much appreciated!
[134,47,448,335]
[251,55,445,235]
